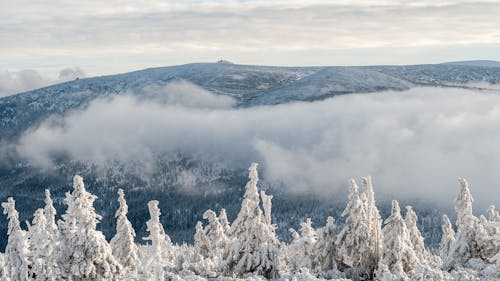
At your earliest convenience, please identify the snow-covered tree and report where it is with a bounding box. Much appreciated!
[313,216,338,272]
[439,215,455,259]
[222,163,280,279]
[0,253,10,281]
[314,216,337,271]
[44,189,58,236]
[142,200,174,281]
[260,191,273,225]
[110,189,139,274]
[380,200,419,279]
[203,210,228,265]
[455,179,474,228]
[288,218,317,271]
[219,208,231,235]
[2,197,31,281]
[361,176,383,264]
[487,205,499,222]
[194,221,210,258]
[336,179,372,278]
[444,178,480,270]
[405,206,428,261]
[27,208,55,281]
[55,175,122,281]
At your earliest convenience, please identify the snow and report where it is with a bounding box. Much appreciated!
[0,165,498,281]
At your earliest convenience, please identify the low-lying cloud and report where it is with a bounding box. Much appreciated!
[16,86,500,209]
[0,67,86,97]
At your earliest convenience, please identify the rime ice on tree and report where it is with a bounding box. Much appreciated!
[110,189,139,274]
[2,198,30,281]
[222,163,280,279]
[55,175,122,281]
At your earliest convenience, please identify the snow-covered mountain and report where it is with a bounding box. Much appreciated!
[0,62,499,251]
[2,62,500,139]
[443,60,500,68]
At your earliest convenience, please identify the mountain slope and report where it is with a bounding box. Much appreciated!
[0,62,499,249]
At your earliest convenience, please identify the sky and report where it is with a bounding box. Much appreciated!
[1,0,500,83]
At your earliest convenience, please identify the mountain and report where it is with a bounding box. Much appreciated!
[3,62,500,140]
[0,62,499,249]
[443,60,500,68]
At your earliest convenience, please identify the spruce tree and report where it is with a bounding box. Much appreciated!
[444,178,480,270]
[380,200,419,279]
[439,215,455,260]
[142,200,174,281]
[2,198,30,281]
[110,189,139,274]
[405,206,428,261]
[313,216,338,272]
[336,179,372,278]
[27,208,55,281]
[55,175,121,281]
[222,163,280,279]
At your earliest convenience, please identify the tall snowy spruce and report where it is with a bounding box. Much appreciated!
[27,209,55,281]
[201,209,227,264]
[222,163,280,279]
[44,189,58,237]
[404,206,428,261]
[288,218,317,271]
[313,216,338,272]
[378,200,419,280]
[2,198,30,281]
[439,215,455,259]
[361,176,383,265]
[110,189,139,274]
[444,178,480,270]
[336,179,373,279]
[55,175,121,281]
[142,200,174,281]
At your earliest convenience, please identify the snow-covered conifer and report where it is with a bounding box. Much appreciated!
[445,178,480,270]
[222,163,280,279]
[44,189,58,236]
[27,208,55,281]
[380,200,419,279]
[56,175,121,281]
[288,218,317,271]
[487,205,500,222]
[336,179,372,278]
[261,191,273,225]
[0,253,10,281]
[219,208,230,235]
[110,189,139,274]
[405,206,428,260]
[313,216,338,272]
[361,176,383,263]
[142,200,174,280]
[2,197,30,281]
[194,221,210,258]
[201,209,227,264]
[439,215,455,259]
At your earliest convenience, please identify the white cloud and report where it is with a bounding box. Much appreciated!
[16,86,500,209]
[0,67,86,97]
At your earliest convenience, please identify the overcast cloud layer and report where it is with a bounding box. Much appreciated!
[16,85,500,209]
[1,1,500,76]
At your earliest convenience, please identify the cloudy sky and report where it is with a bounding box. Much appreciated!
[1,0,500,80]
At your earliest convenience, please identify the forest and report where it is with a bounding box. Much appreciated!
[0,163,498,281]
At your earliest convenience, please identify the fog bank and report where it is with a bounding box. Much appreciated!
[17,85,500,209]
